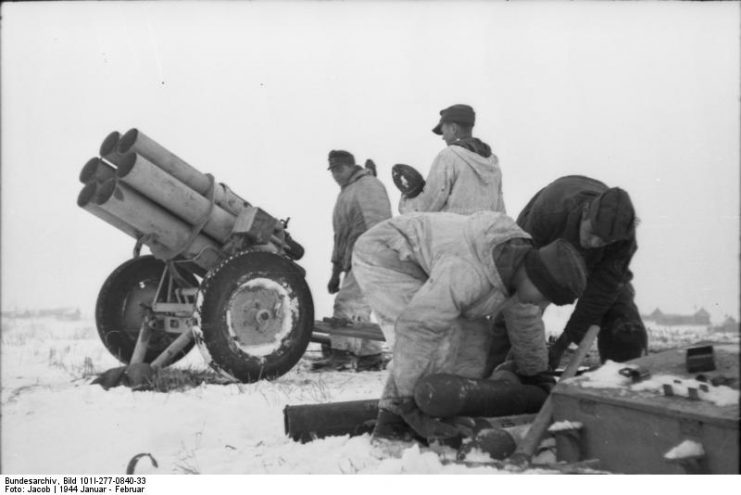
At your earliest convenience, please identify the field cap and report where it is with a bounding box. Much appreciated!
[588,188,636,243]
[328,150,355,170]
[432,104,476,135]
[524,239,587,305]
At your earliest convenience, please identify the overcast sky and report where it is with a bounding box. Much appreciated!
[2,1,739,325]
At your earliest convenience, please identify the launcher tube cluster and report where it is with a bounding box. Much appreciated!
[77,129,263,270]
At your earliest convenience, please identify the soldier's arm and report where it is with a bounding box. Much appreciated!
[563,240,636,344]
[357,180,392,229]
[501,302,549,376]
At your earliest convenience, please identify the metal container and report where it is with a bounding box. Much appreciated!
[551,344,739,473]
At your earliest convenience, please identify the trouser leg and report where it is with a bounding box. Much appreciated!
[352,225,427,349]
[597,283,648,362]
[352,225,427,410]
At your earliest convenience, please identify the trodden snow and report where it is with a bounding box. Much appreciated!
[1,314,738,474]
[0,316,537,474]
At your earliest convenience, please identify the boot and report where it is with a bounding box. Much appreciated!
[396,397,463,447]
[371,408,421,443]
[310,349,354,371]
[355,353,386,372]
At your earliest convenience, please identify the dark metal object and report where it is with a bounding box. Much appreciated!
[618,366,651,383]
[458,427,517,460]
[284,399,379,443]
[283,396,537,444]
[413,374,548,418]
[391,163,425,198]
[686,345,716,373]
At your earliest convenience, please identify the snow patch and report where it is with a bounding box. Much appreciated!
[664,439,705,460]
[461,446,497,463]
[549,420,583,432]
[570,360,634,389]
[569,360,739,407]
[632,375,739,407]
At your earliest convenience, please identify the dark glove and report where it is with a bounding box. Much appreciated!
[327,273,341,294]
[328,265,342,294]
[517,372,557,394]
[548,333,571,370]
[597,319,648,363]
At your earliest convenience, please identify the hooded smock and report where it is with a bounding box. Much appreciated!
[352,211,548,410]
[399,142,506,215]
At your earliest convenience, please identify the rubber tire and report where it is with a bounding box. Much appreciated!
[198,251,314,383]
[95,256,197,365]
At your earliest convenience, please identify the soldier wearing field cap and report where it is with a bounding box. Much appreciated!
[491,175,646,369]
[398,104,506,215]
[352,210,587,443]
[312,150,392,372]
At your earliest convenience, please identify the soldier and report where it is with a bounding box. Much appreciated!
[311,150,393,372]
[398,104,506,215]
[352,211,587,442]
[493,175,646,370]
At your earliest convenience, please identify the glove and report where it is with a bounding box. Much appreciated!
[327,273,341,294]
[548,333,571,370]
[517,372,557,394]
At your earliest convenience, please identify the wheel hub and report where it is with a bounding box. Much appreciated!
[226,279,289,347]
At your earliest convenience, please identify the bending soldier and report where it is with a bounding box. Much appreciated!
[352,211,587,443]
[502,175,647,368]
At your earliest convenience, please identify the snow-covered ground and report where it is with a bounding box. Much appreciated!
[0,315,530,475]
[1,314,738,477]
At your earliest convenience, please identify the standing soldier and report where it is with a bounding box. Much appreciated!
[397,104,506,215]
[311,150,393,372]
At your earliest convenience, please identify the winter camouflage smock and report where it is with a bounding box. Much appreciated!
[399,144,506,215]
[353,211,548,408]
[332,167,392,272]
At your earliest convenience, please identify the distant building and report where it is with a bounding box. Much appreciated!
[644,307,712,326]
[713,316,740,334]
